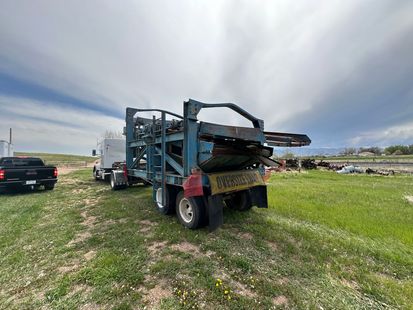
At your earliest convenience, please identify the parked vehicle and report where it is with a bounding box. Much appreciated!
[0,140,14,158]
[110,99,311,230]
[92,138,125,181]
[0,157,58,192]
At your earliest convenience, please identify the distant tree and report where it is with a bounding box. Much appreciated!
[102,130,123,139]
[281,151,295,159]
[340,147,356,156]
[358,146,382,155]
[384,145,411,155]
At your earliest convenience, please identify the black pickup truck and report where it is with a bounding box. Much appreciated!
[0,157,58,192]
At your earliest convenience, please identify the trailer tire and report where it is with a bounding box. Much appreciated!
[175,191,206,229]
[155,186,175,215]
[225,190,252,211]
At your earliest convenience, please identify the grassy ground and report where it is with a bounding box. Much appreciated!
[14,152,96,166]
[0,170,412,309]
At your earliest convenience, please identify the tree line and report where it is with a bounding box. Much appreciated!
[341,145,413,156]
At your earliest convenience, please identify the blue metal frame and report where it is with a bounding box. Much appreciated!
[125,99,274,203]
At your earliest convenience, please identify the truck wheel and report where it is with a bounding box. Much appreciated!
[93,168,99,181]
[155,186,175,215]
[225,190,252,211]
[44,184,55,190]
[110,172,121,190]
[175,191,206,229]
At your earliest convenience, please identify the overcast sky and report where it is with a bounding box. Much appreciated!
[1,0,412,154]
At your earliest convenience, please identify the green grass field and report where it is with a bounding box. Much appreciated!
[14,152,96,166]
[0,170,412,309]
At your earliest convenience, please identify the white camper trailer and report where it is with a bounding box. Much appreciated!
[0,140,14,158]
[92,138,125,180]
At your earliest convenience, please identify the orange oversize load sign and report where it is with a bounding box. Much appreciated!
[208,170,265,195]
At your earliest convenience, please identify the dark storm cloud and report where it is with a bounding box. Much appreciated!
[0,0,412,153]
[212,0,413,146]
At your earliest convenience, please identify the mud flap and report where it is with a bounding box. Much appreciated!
[249,186,268,208]
[207,194,224,232]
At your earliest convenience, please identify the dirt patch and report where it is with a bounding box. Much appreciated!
[58,167,78,175]
[67,284,92,298]
[405,195,413,204]
[102,219,116,227]
[277,277,289,285]
[140,219,156,226]
[59,178,78,185]
[84,198,99,207]
[215,272,257,298]
[138,219,156,233]
[72,188,86,195]
[142,280,172,308]
[36,290,45,301]
[171,242,201,255]
[58,262,80,274]
[340,278,359,290]
[139,226,152,233]
[239,232,253,240]
[80,211,97,228]
[273,295,288,306]
[267,240,279,251]
[80,303,102,310]
[67,231,92,246]
[234,281,257,298]
[84,250,96,261]
[148,241,168,255]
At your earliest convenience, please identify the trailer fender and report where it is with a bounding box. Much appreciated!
[249,185,268,208]
[207,194,224,232]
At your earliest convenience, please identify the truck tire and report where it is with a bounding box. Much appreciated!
[110,172,123,190]
[175,191,206,229]
[44,184,55,190]
[93,167,99,181]
[155,186,175,215]
[225,190,252,211]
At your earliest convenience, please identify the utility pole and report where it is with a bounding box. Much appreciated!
[8,128,13,156]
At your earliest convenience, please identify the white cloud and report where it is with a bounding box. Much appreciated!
[0,96,124,154]
[348,122,413,147]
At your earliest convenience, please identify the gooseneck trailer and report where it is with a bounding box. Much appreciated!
[110,99,310,230]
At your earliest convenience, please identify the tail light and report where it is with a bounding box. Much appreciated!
[53,168,58,178]
[0,169,4,180]
[123,164,128,178]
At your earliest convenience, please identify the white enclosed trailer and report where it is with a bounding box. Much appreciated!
[0,140,14,158]
[92,138,125,180]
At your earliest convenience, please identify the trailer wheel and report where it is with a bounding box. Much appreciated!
[175,191,206,229]
[225,190,252,211]
[155,187,175,215]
